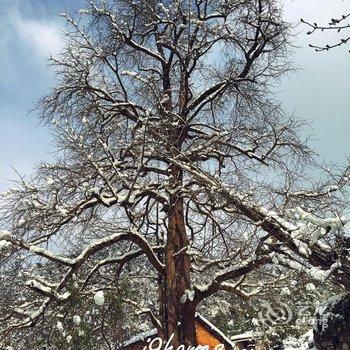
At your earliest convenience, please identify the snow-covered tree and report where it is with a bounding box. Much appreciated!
[1,0,350,348]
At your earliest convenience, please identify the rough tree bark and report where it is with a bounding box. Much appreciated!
[162,57,197,345]
[165,192,196,347]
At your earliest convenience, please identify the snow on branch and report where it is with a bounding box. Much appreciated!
[168,157,350,285]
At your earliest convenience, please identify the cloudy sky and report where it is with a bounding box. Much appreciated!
[0,0,349,191]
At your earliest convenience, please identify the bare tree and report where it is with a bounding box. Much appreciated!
[302,13,350,51]
[1,0,350,348]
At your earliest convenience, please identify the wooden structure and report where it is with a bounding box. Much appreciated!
[230,332,265,350]
[119,314,234,350]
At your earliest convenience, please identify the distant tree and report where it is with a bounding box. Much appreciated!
[1,0,350,349]
[301,12,350,51]
[314,293,350,349]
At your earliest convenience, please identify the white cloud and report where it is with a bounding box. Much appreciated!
[12,15,62,56]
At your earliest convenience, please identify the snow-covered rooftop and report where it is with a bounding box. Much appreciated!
[195,313,234,347]
[120,314,234,348]
[122,328,158,347]
[120,314,263,349]
[230,331,263,341]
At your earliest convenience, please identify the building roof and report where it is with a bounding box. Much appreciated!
[120,314,234,349]
[122,328,158,348]
[120,315,263,350]
[230,331,264,342]
[195,313,234,348]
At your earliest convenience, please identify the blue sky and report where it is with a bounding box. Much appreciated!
[0,0,349,191]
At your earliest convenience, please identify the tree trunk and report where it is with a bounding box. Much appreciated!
[181,301,197,348]
[164,171,197,347]
[161,60,196,347]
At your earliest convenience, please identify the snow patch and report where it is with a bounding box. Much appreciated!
[180,289,195,303]
[94,290,105,306]
[0,240,11,250]
[73,315,81,325]
[66,335,72,344]
[57,321,64,331]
